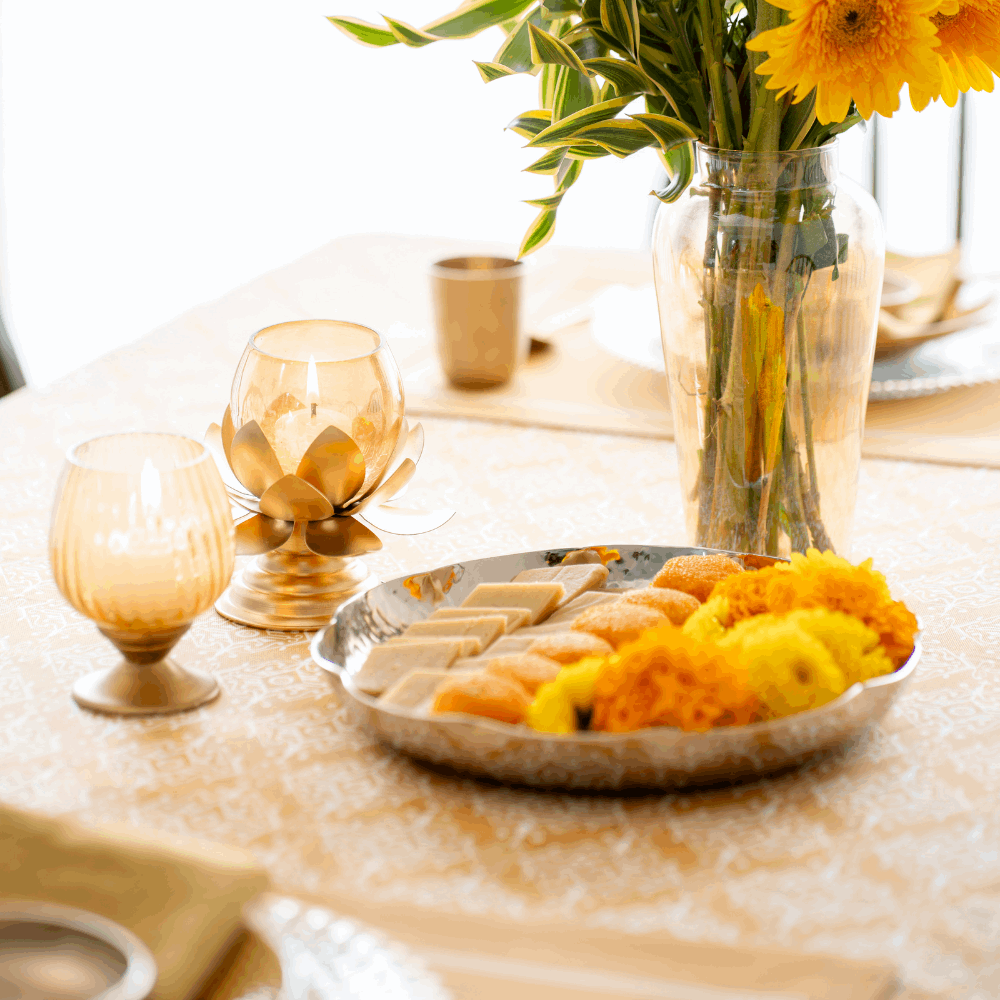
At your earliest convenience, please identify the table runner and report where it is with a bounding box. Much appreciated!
[3,234,1000,997]
[178,232,998,468]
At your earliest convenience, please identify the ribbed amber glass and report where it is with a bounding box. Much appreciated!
[50,434,235,630]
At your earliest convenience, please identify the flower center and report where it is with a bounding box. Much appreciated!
[825,0,880,47]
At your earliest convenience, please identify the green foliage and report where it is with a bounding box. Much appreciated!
[328,0,860,253]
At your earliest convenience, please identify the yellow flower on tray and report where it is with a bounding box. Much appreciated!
[747,0,943,122]
[728,616,848,717]
[527,658,603,734]
[910,0,1000,108]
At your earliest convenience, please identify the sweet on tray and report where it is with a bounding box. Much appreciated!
[354,550,918,736]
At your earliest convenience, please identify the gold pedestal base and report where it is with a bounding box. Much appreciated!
[215,529,378,631]
[73,625,221,716]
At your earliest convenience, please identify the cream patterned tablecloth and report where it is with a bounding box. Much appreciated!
[2,235,1000,999]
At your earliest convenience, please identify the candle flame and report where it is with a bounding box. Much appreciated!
[306,355,319,417]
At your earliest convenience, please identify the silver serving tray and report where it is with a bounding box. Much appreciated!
[311,544,919,792]
[0,900,157,1000]
[870,319,1000,400]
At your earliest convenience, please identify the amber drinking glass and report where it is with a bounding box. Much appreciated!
[50,433,235,715]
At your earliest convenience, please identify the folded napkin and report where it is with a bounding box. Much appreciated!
[0,803,272,1000]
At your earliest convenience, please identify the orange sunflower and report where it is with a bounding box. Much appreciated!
[910,0,1000,109]
[747,0,942,123]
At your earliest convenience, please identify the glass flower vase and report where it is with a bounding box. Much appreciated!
[652,141,884,558]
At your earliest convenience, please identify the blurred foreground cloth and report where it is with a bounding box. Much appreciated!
[0,803,270,1000]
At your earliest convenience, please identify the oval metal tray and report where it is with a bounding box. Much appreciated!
[311,544,919,792]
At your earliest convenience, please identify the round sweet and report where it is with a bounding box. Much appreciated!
[570,602,668,648]
[618,587,700,625]
[527,632,614,664]
[486,653,562,694]
[651,554,744,603]
[431,672,531,725]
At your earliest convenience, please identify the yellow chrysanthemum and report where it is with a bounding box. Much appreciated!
[526,658,603,734]
[747,0,942,123]
[910,0,1000,108]
[729,617,848,718]
[682,595,733,641]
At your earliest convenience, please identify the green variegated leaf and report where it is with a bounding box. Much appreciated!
[542,0,582,11]
[494,5,545,73]
[382,16,439,46]
[476,60,520,82]
[599,0,638,55]
[523,192,565,208]
[630,112,698,154]
[598,81,617,102]
[565,117,653,156]
[651,140,694,203]
[565,143,611,158]
[583,57,654,95]
[551,64,598,121]
[327,16,398,47]
[528,23,589,75]
[539,63,560,109]
[524,147,566,173]
[527,94,630,144]
[423,0,536,39]
[555,156,583,190]
[519,208,557,257]
[506,108,554,137]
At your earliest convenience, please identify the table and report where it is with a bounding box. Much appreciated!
[3,235,1000,999]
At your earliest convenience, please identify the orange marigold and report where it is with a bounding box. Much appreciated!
[766,550,918,667]
[707,564,791,623]
[591,626,760,733]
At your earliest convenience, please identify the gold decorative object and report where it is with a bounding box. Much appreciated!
[50,433,235,715]
[430,256,523,388]
[209,319,454,631]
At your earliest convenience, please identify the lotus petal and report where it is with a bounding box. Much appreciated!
[222,405,236,468]
[382,416,409,481]
[305,516,383,557]
[234,513,295,555]
[230,420,284,497]
[229,490,262,515]
[206,423,257,499]
[382,422,424,500]
[360,504,456,536]
[295,425,366,508]
[344,459,416,516]
[259,475,335,521]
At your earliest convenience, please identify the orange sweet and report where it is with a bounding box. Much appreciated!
[486,653,562,694]
[571,602,668,648]
[527,632,614,664]
[652,554,744,602]
[618,587,701,625]
[432,671,531,724]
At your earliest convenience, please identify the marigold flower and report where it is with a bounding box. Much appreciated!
[706,564,790,623]
[769,549,918,666]
[728,616,848,717]
[746,0,942,123]
[526,658,602,734]
[591,626,759,733]
[910,0,1000,109]
[681,595,732,641]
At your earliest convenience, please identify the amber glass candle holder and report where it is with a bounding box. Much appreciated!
[50,433,235,715]
[213,320,410,630]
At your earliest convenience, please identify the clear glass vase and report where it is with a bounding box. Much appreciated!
[652,141,884,558]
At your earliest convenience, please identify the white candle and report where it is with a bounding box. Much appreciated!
[269,355,351,474]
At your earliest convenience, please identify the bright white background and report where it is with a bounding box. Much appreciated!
[2,1,998,386]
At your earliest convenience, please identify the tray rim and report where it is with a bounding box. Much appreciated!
[311,543,919,745]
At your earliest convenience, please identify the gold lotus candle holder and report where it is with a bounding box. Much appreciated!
[207,319,454,631]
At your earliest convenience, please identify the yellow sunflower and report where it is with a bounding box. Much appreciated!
[910,0,1000,109]
[747,0,942,123]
